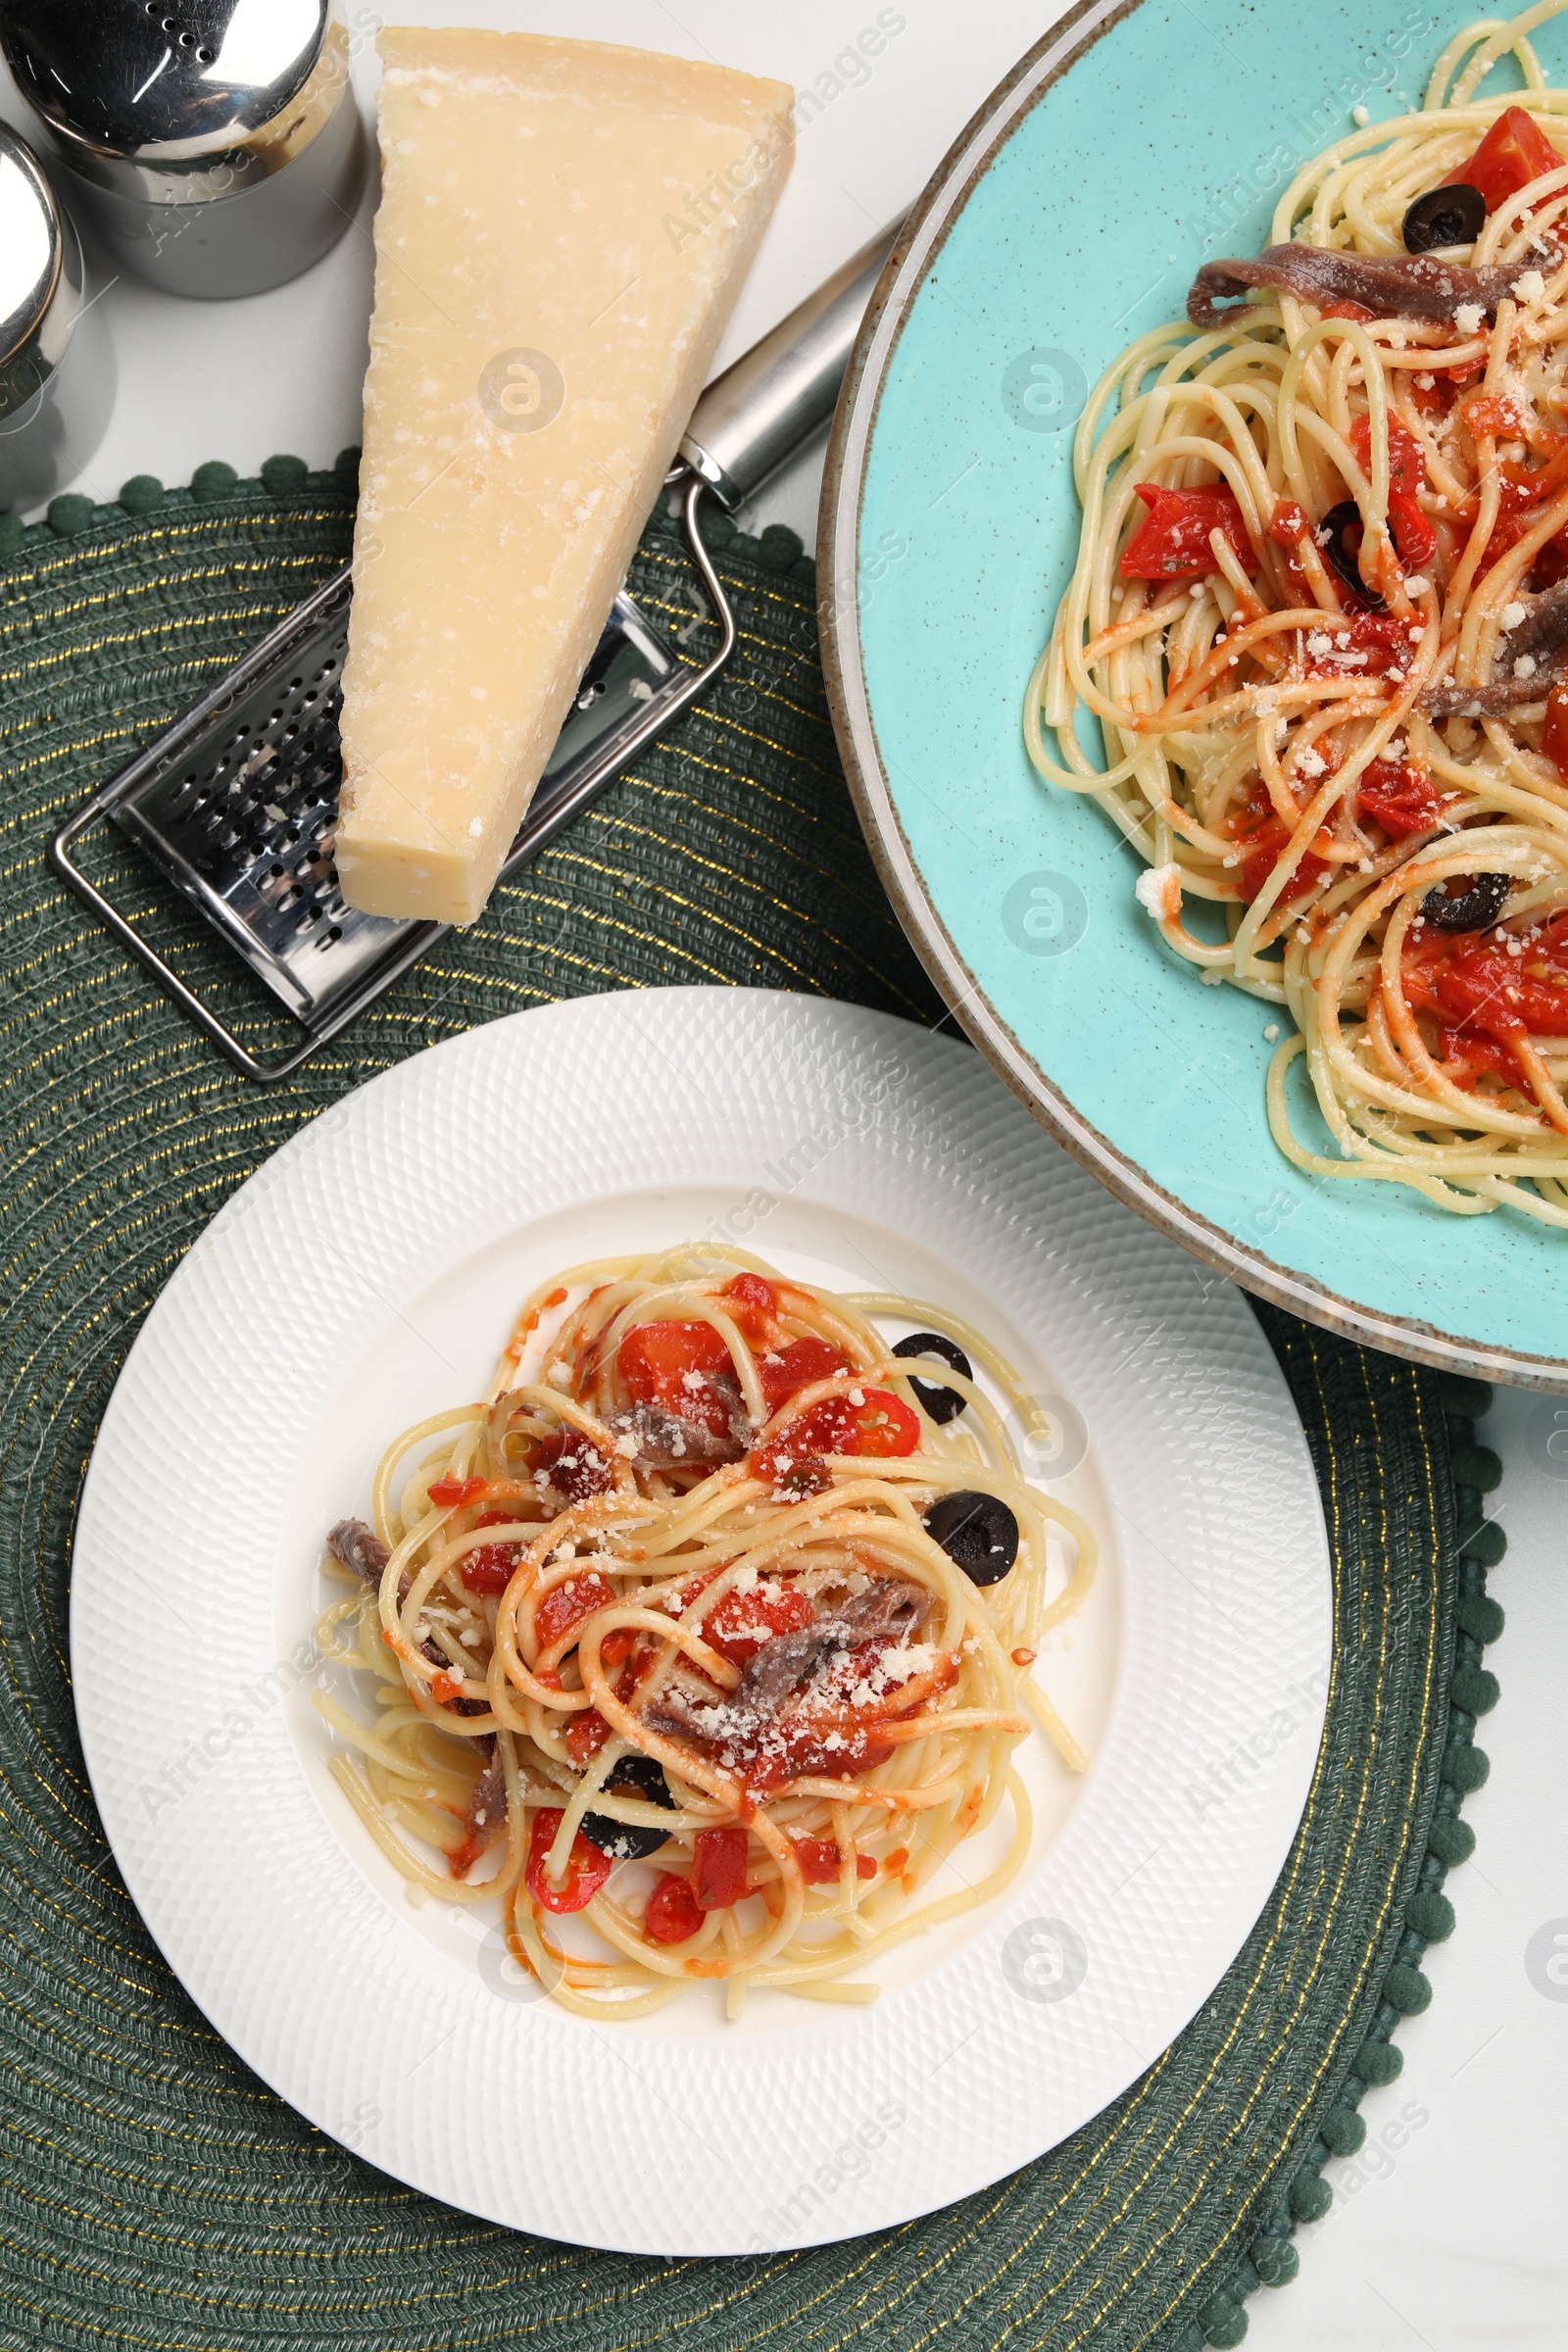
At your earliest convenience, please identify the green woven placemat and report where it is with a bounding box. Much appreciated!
[0,470,1507,2352]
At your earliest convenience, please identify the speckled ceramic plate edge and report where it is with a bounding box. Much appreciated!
[819,0,1568,1396]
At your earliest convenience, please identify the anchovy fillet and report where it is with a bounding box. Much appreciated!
[1422,580,1568,715]
[1189,245,1533,330]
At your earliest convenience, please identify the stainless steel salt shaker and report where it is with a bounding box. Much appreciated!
[0,1,368,301]
[0,122,116,513]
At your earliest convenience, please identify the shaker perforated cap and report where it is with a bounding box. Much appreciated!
[0,123,78,424]
[0,0,339,196]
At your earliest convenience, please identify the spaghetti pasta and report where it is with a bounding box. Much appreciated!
[314,1247,1093,2019]
[1028,2,1568,1226]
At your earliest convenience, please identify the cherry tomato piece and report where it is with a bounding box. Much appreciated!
[1436,948,1568,1037]
[531,1431,612,1504]
[1442,103,1564,213]
[534,1572,617,1657]
[776,1389,921,1460]
[844,1390,922,1457]
[1268,498,1309,546]
[461,1544,516,1595]
[1347,414,1436,567]
[1227,779,1332,906]
[702,1581,814,1668]
[1436,1028,1520,1086]
[644,1872,707,1944]
[1400,912,1568,1042]
[1302,611,1416,677]
[1357,759,1441,838]
[617,1320,736,1439]
[791,1835,877,1886]
[719,1272,778,1345]
[1348,413,1425,495]
[1118,481,1257,582]
[525,1807,612,1915]
[1388,491,1436,566]
[738,1719,896,1794]
[619,1320,730,1404]
[463,1506,530,1592]
[775,1396,855,1455]
[565,1708,613,1766]
[427,1474,486,1508]
[1462,394,1523,441]
[758,1335,852,1413]
[747,1440,833,1496]
[693,1824,749,1910]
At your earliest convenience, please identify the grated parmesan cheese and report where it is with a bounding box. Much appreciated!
[1134,862,1182,921]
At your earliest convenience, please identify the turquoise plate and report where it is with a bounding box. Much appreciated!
[822,0,1568,1390]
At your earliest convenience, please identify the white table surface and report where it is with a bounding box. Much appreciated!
[6,3,1566,2339]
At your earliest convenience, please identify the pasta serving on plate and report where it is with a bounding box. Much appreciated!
[314,1248,1093,2020]
[1029,2,1568,1226]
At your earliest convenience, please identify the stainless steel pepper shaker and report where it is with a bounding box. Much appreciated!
[0,1,368,301]
[0,122,116,514]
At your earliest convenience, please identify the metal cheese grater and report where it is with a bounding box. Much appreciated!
[50,224,898,1082]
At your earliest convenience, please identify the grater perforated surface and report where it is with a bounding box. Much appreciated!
[109,574,677,1025]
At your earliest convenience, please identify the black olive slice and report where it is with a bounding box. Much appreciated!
[892,1330,973,1424]
[1421,871,1511,931]
[1318,500,1386,609]
[580,1754,675,1860]
[922,1490,1019,1587]
[1402,182,1486,254]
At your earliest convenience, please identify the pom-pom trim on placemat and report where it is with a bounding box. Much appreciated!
[1184,1365,1503,2348]
[2,456,368,555]
[0,455,817,585]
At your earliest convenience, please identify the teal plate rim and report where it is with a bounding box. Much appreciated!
[820,0,1568,1395]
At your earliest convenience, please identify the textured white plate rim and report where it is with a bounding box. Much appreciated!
[70,987,1331,2255]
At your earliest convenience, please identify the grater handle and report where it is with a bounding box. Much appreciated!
[678,217,904,511]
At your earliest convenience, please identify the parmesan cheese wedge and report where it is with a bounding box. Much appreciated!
[335,28,793,924]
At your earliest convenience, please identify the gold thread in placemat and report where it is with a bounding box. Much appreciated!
[0,481,1492,2352]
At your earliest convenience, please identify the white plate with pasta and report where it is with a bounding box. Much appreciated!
[71,988,1329,2253]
